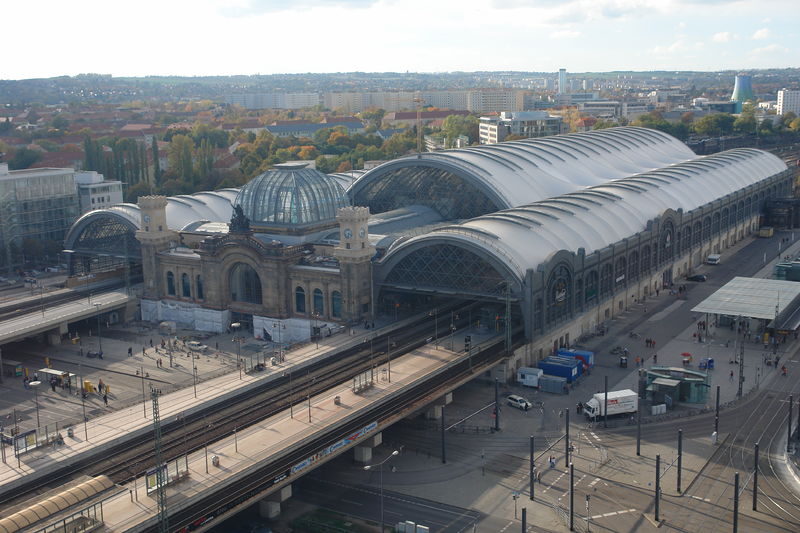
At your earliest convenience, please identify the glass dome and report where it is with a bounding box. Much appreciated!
[235,163,350,227]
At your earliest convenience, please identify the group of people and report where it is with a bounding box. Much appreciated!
[644,338,657,348]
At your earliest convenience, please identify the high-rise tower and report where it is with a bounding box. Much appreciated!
[558,68,567,95]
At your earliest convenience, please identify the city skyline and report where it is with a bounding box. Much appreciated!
[4,0,798,81]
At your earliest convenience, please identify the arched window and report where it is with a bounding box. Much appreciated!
[712,212,721,234]
[745,197,752,218]
[641,246,651,273]
[166,271,176,296]
[546,263,572,325]
[721,208,729,229]
[585,271,598,304]
[660,221,674,263]
[702,217,711,241]
[229,263,262,304]
[628,251,639,281]
[682,226,691,253]
[600,263,613,296]
[196,275,204,300]
[737,201,745,221]
[313,288,324,315]
[331,291,342,318]
[615,257,626,288]
[295,286,306,313]
[181,273,191,297]
[693,222,702,246]
[574,278,583,311]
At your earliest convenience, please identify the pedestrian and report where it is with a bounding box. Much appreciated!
[128,346,132,357]
[653,354,658,364]
[149,338,153,347]
[549,455,555,468]
[215,341,219,350]
[656,289,659,297]
[729,370,734,381]
[103,393,108,406]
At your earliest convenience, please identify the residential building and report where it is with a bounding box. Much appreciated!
[777,89,800,116]
[558,68,567,95]
[0,163,79,269]
[74,171,123,214]
[479,111,564,144]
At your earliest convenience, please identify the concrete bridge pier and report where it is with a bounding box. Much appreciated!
[354,433,383,464]
[47,323,69,346]
[425,392,453,420]
[258,484,292,519]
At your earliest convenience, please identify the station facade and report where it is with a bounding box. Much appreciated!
[63,127,793,377]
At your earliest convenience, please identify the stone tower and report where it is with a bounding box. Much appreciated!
[334,206,374,322]
[136,196,177,299]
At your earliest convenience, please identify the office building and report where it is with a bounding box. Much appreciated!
[558,69,567,95]
[777,89,800,116]
[74,171,123,214]
[479,112,564,144]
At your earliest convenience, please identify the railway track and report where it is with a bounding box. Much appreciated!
[0,301,486,509]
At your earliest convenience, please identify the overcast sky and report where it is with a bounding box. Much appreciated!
[4,0,797,80]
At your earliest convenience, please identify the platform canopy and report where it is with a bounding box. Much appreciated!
[691,276,800,320]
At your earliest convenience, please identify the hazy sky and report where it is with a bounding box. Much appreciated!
[5,0,798,79]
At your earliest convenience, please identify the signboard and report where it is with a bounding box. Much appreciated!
[146,465,167,494]
[291,421,378,474]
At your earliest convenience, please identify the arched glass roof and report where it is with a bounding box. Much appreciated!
[350,126,697,220]
[381,148,788,284]
[64,188,241,251]
[235,163,350,227]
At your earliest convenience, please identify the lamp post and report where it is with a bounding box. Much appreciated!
[311,311,320,349]
[29,380,41,429]
[93,303,102,354]
[232,322,242,379]
[192,366,197,398]
[363,450,400,532]
[429,308,439,349]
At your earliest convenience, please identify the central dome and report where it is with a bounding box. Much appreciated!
[235,163,350,228]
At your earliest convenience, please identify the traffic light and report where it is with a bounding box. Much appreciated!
[464,335,471,353]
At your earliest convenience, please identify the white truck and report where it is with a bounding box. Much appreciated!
[583,389,638,419]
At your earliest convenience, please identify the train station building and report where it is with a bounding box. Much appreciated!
[63,127,793,378]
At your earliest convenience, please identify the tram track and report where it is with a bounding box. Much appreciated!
[0,301,492,510]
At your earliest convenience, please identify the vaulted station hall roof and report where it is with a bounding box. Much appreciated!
[380,147,788,283]
[350,126,698,220]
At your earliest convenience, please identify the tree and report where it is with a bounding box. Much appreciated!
[789,118,800,133]
[50,114,69,131]
[693,113,735,137]
[441,115,479,146]
[733,113,757,134]
[151,136,161,185]
[8,148,42,170]
[168,134,195,183]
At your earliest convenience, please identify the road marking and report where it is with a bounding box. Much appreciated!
[590,509,637,519]
[340,499,362,506]
[589,477,601,487]
[690,495,711,503]
[590,432,601,441]
[499,521,514,532]
[542,471,566,494]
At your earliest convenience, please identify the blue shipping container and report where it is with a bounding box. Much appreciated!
[544,356,583,376]
[557,349,595,369]
[538,361,578,382]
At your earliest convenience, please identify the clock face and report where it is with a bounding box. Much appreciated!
[359,228,366,238]
[144,214,151,223]
[343,228,353,239]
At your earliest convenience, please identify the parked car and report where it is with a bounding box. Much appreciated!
[187,341,208,352]
[506,394,533,410]
[687,274,707,282]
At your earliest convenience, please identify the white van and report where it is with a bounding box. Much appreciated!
[706,254,721,265]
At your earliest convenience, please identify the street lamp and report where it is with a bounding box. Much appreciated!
[29,380,41,429]
[429,308,439,349]
[311,311,320,349]
[231,322,243,379]
[363,450,400,532]
[192,366,198,398]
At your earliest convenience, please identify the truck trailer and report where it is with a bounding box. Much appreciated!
[583,389,638,418]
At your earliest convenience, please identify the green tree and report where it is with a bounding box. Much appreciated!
[50,114,69,130]
[442,115,479,146]
[733,113,757,134]
[152,136,161,184]
[168,134,195,183]
[8,148,42,170]
[693,113,735,136]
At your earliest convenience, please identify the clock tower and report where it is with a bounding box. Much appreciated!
[136,195,178,299]
[334,206,374,322]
